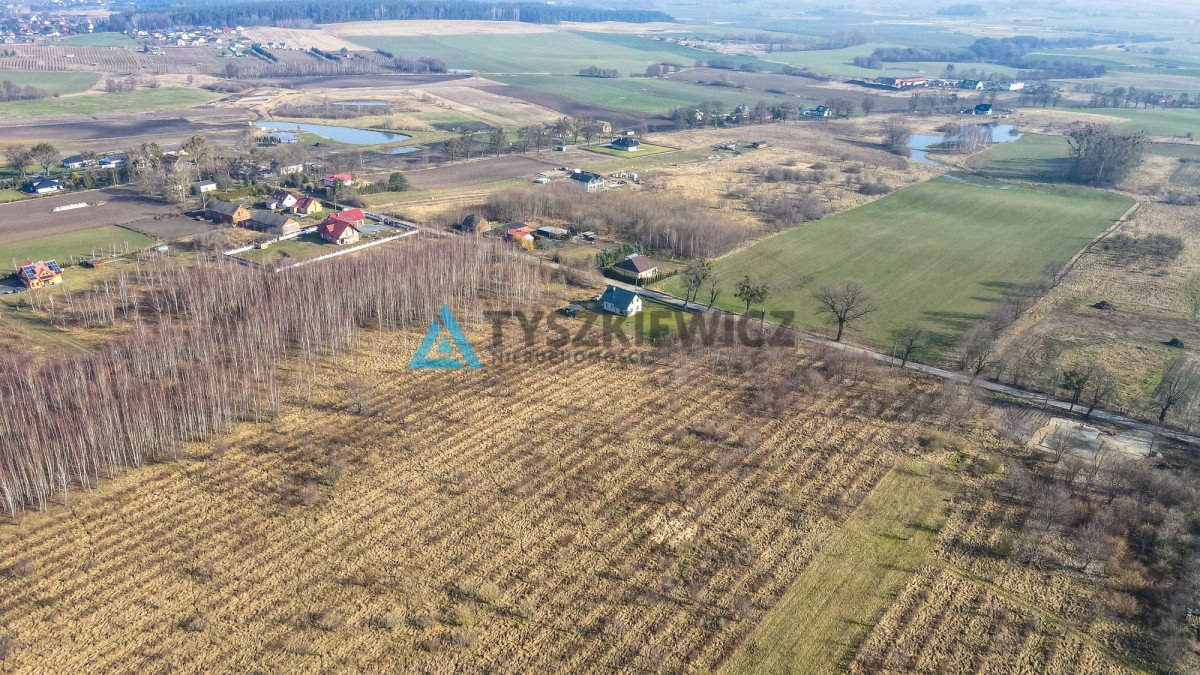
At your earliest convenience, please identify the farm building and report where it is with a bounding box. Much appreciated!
[318,216,362,245]
[26,177,63,194]
[248,210,300,236]
[273,161,305,175]
[329,208,365,227]
[877,76,926,88]
[291,196,322,216]
[265,190,298,211]
[205,199,251,226]
[612,253,659,281]
[504,227,535,250]
[958,79,984,90]
[322,173,354,187]
[192,180,217,194]
[611,137,641,152]
[599,285,642,316]
[535,226,569,239]
[570,170,606,192]
[456,214,492,233]
[801,106,830,119]
[17,260,64,289]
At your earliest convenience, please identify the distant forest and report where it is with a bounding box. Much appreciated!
[852,34,1158,78]
[109,0,672,29]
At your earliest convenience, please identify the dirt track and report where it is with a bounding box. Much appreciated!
[0,189,181,245]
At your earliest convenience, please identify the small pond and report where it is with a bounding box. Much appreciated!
[908,123,1022,166]
[256,122,412,145]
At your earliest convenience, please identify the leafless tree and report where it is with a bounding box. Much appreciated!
[1150,355,1197,426]
[891,323,927,367]
[812,280,877,342]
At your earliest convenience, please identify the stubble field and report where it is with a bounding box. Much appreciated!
[0,319,925,672]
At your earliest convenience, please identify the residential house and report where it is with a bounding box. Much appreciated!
[291,195,322,217]
[570,170,606,192]
[192,180,217,194]
[273,161,305,175]
[599,285,642,316]
[318,216,361,245]
[205,199,251,225]
[99,153,126,168]
[456,213,492,233]
[801,106,831,119]
[958,79,984,90]
[61,155,94,169]
[611,137,641,152]
[26,177,63,194]
[329,208,365,227]
[612,253,659,281]
[322,173,354,187]
[597,121,613,134]
[264,190,298,211]
[973,103,993,115]
[248,210,300,235]
[17,260,63,289]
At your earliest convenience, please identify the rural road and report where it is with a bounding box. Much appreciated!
[603,277,1200,449]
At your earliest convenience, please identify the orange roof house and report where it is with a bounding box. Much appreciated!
[291,195,322,216]
[318,216,361,245]
[18,260,64,289]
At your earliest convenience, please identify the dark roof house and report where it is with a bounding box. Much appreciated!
[598,285,642,316]
[612,253,659,279]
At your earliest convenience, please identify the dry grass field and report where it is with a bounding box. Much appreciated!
[323,20,556,37]
[0,305,933,672]
[995,172,1200,418]
[241,27,370,52]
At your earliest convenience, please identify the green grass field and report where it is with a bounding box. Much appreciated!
[723,460,955,674]
[0,189,27,204]
[0,226,155,272]
[232,232,332,265]
[346,31,769,76]
[582,141,676,158]
[663,177,1132,353]
[0,70,100,95]
[56,32,139,47]
[966,133,1072,182]
[1151,142,1200,160]
[0,88,219,118]
[496,74,793,114]
[1081,108,1200,137]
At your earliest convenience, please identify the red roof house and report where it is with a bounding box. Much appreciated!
[318,217,362,245]
[322,173,354,187]
[329,208,365,227]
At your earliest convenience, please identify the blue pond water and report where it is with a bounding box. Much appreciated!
[256,122,412,145]
[908,123,1022,166]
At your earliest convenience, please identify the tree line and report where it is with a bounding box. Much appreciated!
[0,237,539,515]
[112,0,671,30]
[0,80,52,102]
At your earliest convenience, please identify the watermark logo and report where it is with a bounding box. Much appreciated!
[408,304,483,370]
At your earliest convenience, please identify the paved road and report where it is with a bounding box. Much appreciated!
[605,276,1200,449]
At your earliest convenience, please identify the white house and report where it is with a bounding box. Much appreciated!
[599,285,642,316]
[265,190,298,210]
[27,177,63,194]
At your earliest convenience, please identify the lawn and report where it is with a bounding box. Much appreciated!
[1080,108,1200,137]
[0,189,27,204]
[495,75,793,114]
[662,177,1133,353]
[0,225,155,272]
[346,31,765,76]
[965,133,1072,182]
[232,232,332,265]
[723,459,956,675]
[582,142,675,158]
[0,70,100,95]
[0,88,219,118]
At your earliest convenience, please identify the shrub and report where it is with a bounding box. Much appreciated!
[859,181,892,195]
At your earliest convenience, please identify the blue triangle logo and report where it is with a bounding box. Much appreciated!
[407,304,482,370]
